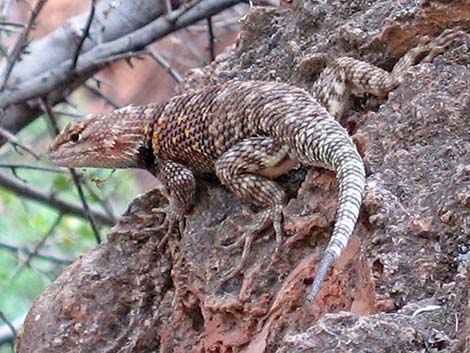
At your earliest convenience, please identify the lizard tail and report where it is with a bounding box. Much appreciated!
[307,151,365,301]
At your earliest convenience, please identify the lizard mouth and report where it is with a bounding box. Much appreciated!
[47,142,88,167]
[47,150,78,167]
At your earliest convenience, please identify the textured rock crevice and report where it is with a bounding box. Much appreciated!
[16,1,469,352]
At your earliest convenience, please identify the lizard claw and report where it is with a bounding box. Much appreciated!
[220,204,284,282]
[413,29,468,64]
[152,202,186,249]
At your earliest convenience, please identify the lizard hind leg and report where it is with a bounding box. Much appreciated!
[215,136,297,281]
[312,28,467,120]
[391,28,469,83]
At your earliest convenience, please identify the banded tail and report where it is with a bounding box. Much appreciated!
[307,149,365,301]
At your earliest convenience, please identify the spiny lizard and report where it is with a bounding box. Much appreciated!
[48,29,464,302]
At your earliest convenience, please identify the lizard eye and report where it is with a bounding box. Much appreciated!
[69,132,81,142]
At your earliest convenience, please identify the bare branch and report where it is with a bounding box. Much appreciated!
[0,125,39,159]
[91,76,113,89]
[0,0,48,90]
[0,21,26,29]
[0,311,16,346]
[184,11,242,32]
[42,97,102,244]
[0,21,26,32]
[146,47,183,83]
[12,214,64,279]
[207,16,216,61]
[82,179,116,221]
[0,314,24,346]
[168,0,203,22]
[0,50,146,108]
[179,30,206,64]
[162,0,172,14]
[0,171,115,225]
[158,49,196,67]
[53,110,82,118]
[84,82,120,108]
[0,163,67,173]
[0,0,243,109]
[0,240,73,265]
[71,0,96,71]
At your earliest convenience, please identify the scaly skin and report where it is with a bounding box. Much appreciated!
[48,29,465,302]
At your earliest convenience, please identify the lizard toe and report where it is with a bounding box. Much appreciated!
[151,205,186,249]
[220,205,284,282]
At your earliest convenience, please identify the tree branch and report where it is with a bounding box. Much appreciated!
[207,17,216,61]
[0,163,66,173]
[0,126,39,159]
[71,0,96,71]
[146,47,183,83]
[84,82,120,108]
[11,215,66,279]
[0,311,17,347]
[0,0,242,108]
[0,0,48,90]
[0,239,72,265]
[0,171,115,225]
[0,314,24,346]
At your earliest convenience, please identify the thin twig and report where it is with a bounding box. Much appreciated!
[82,179,116,221]
[12,214,64,279]
[41,97,102,244]
[158,49,196,67]
[163,0,172,14]
[53,110,82,118]
[0,21,26,28]
[0,171,115,225]
[178,30,205,64]
[71,0,96,70]
[0,312,16,341]
[91,76,113,89]
[0,163,67,173]
[0,126,40,159]
[1,0,15,16]
[0,240,73,265]
[63,97,78,109]
[0,314,24,346]
[184,14,240,32]
[0,24,24,32]
[146,47,182,83]
[207,16,215,61]
[167,0,203,23]
[84,82,120,108]
[69,169,104,243]
[0,0,48,90]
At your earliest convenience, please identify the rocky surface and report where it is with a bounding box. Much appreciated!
[16,0,469,352]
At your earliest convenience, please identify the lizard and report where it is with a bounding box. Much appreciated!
[48,29,464,302]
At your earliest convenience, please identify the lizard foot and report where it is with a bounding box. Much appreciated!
[151,202,186,250]
[220,204,284,282]
[411,28,468,64]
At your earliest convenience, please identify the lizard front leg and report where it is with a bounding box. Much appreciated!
[215,136,298,281]
[152,160,196,248]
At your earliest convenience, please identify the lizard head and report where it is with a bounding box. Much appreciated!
[48,106,154,169]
